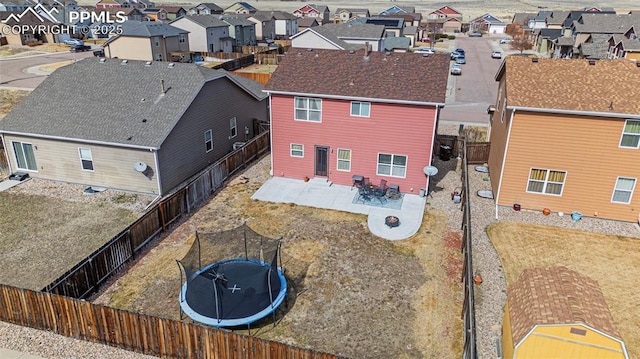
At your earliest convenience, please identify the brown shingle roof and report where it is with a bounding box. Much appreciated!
[500,56,640,115]
[507,266,621,345]
[264,48,449,104]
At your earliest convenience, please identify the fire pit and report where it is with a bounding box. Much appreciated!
[385,215,400,228]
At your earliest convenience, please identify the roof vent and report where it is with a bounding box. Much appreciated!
[168,63,175,68]
[99,58,106,63]
[145,61,152,66]
[588,59,596,65]
[531,57,538,63]
[121,59,128,64]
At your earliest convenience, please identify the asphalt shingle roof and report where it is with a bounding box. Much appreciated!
[573,13,640,34]
[264,48,448,104]
[507,266,621,345]
[314,23,385,40]
[175,14,227,27]
[118,20,188,37]
[0,58,265,148]
[500,56,640,115]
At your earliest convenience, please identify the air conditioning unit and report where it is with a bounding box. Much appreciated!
[233,142,246,150]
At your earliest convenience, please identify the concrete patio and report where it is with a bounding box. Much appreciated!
[251,177,426,240]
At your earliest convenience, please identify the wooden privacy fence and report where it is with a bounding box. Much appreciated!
[0,285,346,359]
[435,135,490,165]
[43,131,270,299]
[231,71,272,85]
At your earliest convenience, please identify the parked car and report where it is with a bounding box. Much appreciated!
[70,44,91,52]
[500,38,512,44]
[93,49,105,57]
[454,48,465,55]
[491,51,502,59]
[468,32,483,37]
[455,56,466,64]
[450,64,462,75]
[414,47,436,54]
[450,51,462,60]
[63,38,84,46]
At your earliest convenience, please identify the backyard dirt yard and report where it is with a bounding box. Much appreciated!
[0,180,155,290]
[488,222,640,359]
[93,155,464,359]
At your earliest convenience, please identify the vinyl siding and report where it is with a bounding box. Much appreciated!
[497,111,640,222]
[3,134,159,194]
[270,94,437,195]
[171,18,208,52]
[106,36,153,61]
[157,77,267,193]
[488,80,509,198]
[291,30,342,49]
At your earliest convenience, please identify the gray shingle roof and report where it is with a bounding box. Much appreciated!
[0,58,266,148]
[118,20,188,37]
[573,13,640,34]
[173,14,227,27]
[314,23,385,40]
[383,36,409,51]
[220,14,254,26]
[266,10,296,20]
[199,3,223,12]
[264,48,449,105]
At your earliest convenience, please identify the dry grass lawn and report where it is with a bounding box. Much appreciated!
[234,64,278,74]
[38,60,74,73]
[93,156,463,358]
[0,192,137,290]
[487,222,640,358]
[0,89,30,119]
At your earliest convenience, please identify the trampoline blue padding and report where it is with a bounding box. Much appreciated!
[179,258,287,327]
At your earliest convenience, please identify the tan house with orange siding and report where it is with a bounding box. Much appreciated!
[488,57,640,223]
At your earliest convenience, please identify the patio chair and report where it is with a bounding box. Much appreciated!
[357,186,372,203]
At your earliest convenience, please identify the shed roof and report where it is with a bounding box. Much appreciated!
[264,48,448,105]
[0,58,265,148]
[507,266,621,345]
[497,56,640,115]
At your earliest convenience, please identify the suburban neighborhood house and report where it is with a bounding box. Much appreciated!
[103,20,190,61]
[263,48,449,195]
[291,23,386,51]
[0,58,268,196]
[488,57,640,223]
[169,14,233,53]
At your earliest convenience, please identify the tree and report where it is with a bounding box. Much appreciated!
[505,23,533,53]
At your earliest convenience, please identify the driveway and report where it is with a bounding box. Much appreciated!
[440,36,507,126]
[0,50,93,89]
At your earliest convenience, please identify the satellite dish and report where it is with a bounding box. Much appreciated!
[423,166,439,177]
[134,162,148,172]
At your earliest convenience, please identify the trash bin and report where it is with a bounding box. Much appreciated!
[419,188,426,197]
[439,144,452,161]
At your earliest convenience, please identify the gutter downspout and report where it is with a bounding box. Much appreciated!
[495,108,515,220]
[153,149,162,196]
[428,105,440,192]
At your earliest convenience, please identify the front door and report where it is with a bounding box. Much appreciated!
[314,146,328,177]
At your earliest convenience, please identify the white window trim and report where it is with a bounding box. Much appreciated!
[78,147,94,172]
[11,141,37,172]
[294,96,322,122]
[336,148,351,172]
[611,176,636,204]
[525,168,567,196]
[290,143,304,158]
[154,37,160,47]
[350,101,370,117]
[204,129,213,153]
[376,153,407,178]
[229,117,237,139]
[618,119,640,149]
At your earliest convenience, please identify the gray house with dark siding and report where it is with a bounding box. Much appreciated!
[0,57,268,196]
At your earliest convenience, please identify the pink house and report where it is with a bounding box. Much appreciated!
[263,48,449,195]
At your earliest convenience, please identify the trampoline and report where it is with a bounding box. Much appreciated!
[178,224,287,328]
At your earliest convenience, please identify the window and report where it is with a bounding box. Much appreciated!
[78,147,94,171]
[204,129,213,152]
[12,141,37,171]
[337,149,351,171]
[612,177,636,204]
[154,37,160,47]
[350,101,370,117]
[526,168,566,195]
[377,153,407,178]
[230,117,237,139]
[294,97,322,122]
[179,34,186,43]
[290,144,303,157]
[619,120,640,148]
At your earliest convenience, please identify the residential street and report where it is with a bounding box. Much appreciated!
[0,51,93,89]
